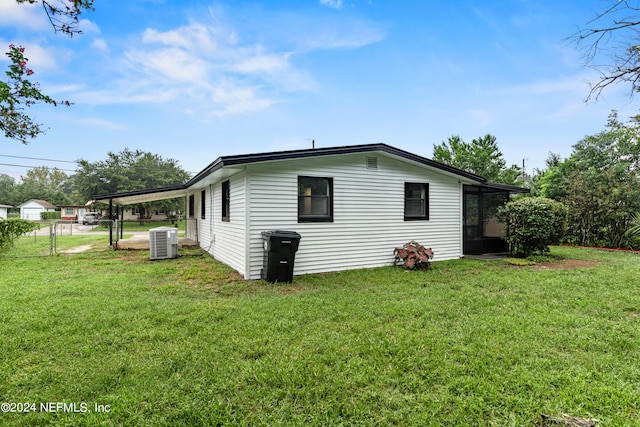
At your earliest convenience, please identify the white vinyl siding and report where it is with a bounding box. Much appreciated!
[196,172,247,277]
[245,153,462,279]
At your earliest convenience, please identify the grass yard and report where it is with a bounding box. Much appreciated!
[118,221,185,232]
[0,246,639,426]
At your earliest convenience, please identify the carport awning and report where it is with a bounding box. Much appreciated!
[93,185,188,206]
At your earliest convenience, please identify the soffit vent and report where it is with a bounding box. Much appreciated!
[366,156,378,170]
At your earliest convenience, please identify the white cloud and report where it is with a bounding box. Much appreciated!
[91,38,109,53]
[142,24,221,52]
[320,0,343,9]
[62,8,385,119]
[0,1,49,31]
[234,52,291,74]
[16,42,62,71]
[290,18,388,51]
[78,19,100,35]
[81,117,127,130]
[113,22,296,116]
[126,47,210,83]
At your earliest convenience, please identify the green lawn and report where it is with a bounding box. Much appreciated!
[118,220,185,232]
[1,246,638,426]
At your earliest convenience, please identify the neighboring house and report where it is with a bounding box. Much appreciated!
[0,204,12,219]
[94,144,527,280]
[58,205,89,222]
[18,200,57,220]
[120,207,171,222]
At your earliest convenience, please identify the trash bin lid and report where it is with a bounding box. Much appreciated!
[262,230,301,239]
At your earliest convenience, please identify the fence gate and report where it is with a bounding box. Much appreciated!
[53,220,116,253]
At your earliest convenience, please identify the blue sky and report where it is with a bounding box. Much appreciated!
[1,0,637,181]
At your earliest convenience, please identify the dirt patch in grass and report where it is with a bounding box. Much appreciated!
[276,285,304,295]
[531,259,600,270]
[58,244,93,254]
[623,308,640,319]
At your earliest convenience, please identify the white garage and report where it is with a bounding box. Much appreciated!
[18,200,57,220]
[0,204,11,219]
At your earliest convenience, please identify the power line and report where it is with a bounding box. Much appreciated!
[0,154,78,164]
[0,163,77,172]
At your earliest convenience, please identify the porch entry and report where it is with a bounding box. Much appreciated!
[463,185,509,255]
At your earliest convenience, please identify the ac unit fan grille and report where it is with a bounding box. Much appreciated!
[151,232,169,258]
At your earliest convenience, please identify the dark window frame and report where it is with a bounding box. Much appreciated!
[188,195,195,219]
[298,176,334,223]
[404,182,429,221]
[222,180,230,222]
[201,189,206,219]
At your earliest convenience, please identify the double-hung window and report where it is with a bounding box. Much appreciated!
[188,195,194,218]
[404,182,429,220]
[201,190,206,219]
[298,176,333,222]
[222,180,230,222]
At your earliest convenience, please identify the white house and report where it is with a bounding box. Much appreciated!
[94,144,527,279]
[0,204,12,219]
[18,200,57,220]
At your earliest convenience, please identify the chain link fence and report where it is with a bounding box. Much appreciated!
[1,220,116,258]
[0,222,54,258]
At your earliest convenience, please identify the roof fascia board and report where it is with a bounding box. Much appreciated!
[186,143,487,187]
[94,184,186,202]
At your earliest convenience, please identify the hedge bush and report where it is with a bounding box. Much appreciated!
[40,211,61,220]
[497,197,568,257]
[0,219,40,252]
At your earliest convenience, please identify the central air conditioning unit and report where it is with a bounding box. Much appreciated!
[149,226,178,260]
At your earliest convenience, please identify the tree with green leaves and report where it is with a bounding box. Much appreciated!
[73,149,190,220]
[1,168,74,206]
[539,111,640,248]
[2,1,94,143]
[432,134,522,185]
[0,174,17,206]
[22,166,69,193]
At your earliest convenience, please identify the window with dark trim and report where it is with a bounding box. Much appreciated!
[222,180,230,222]
[188,195,195,218]
[298,176,333,222]
[201,190,206,219]
[404,182,429,220]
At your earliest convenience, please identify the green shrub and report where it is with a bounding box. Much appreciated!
[40,211,61,220]
[627,213,640,238]
[0,218,40,252]
[497,197,568,257]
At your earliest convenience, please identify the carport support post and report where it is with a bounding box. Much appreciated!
[108,199,113,246]
[119,206,123,240]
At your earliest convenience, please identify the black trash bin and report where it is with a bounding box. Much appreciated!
[260,230,302,283]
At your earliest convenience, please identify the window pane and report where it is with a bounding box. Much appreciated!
[298,196,329,216]
[405,184,424,199]
[405,199,425,216]
[311,197,328,215]
[298,177,328,196]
